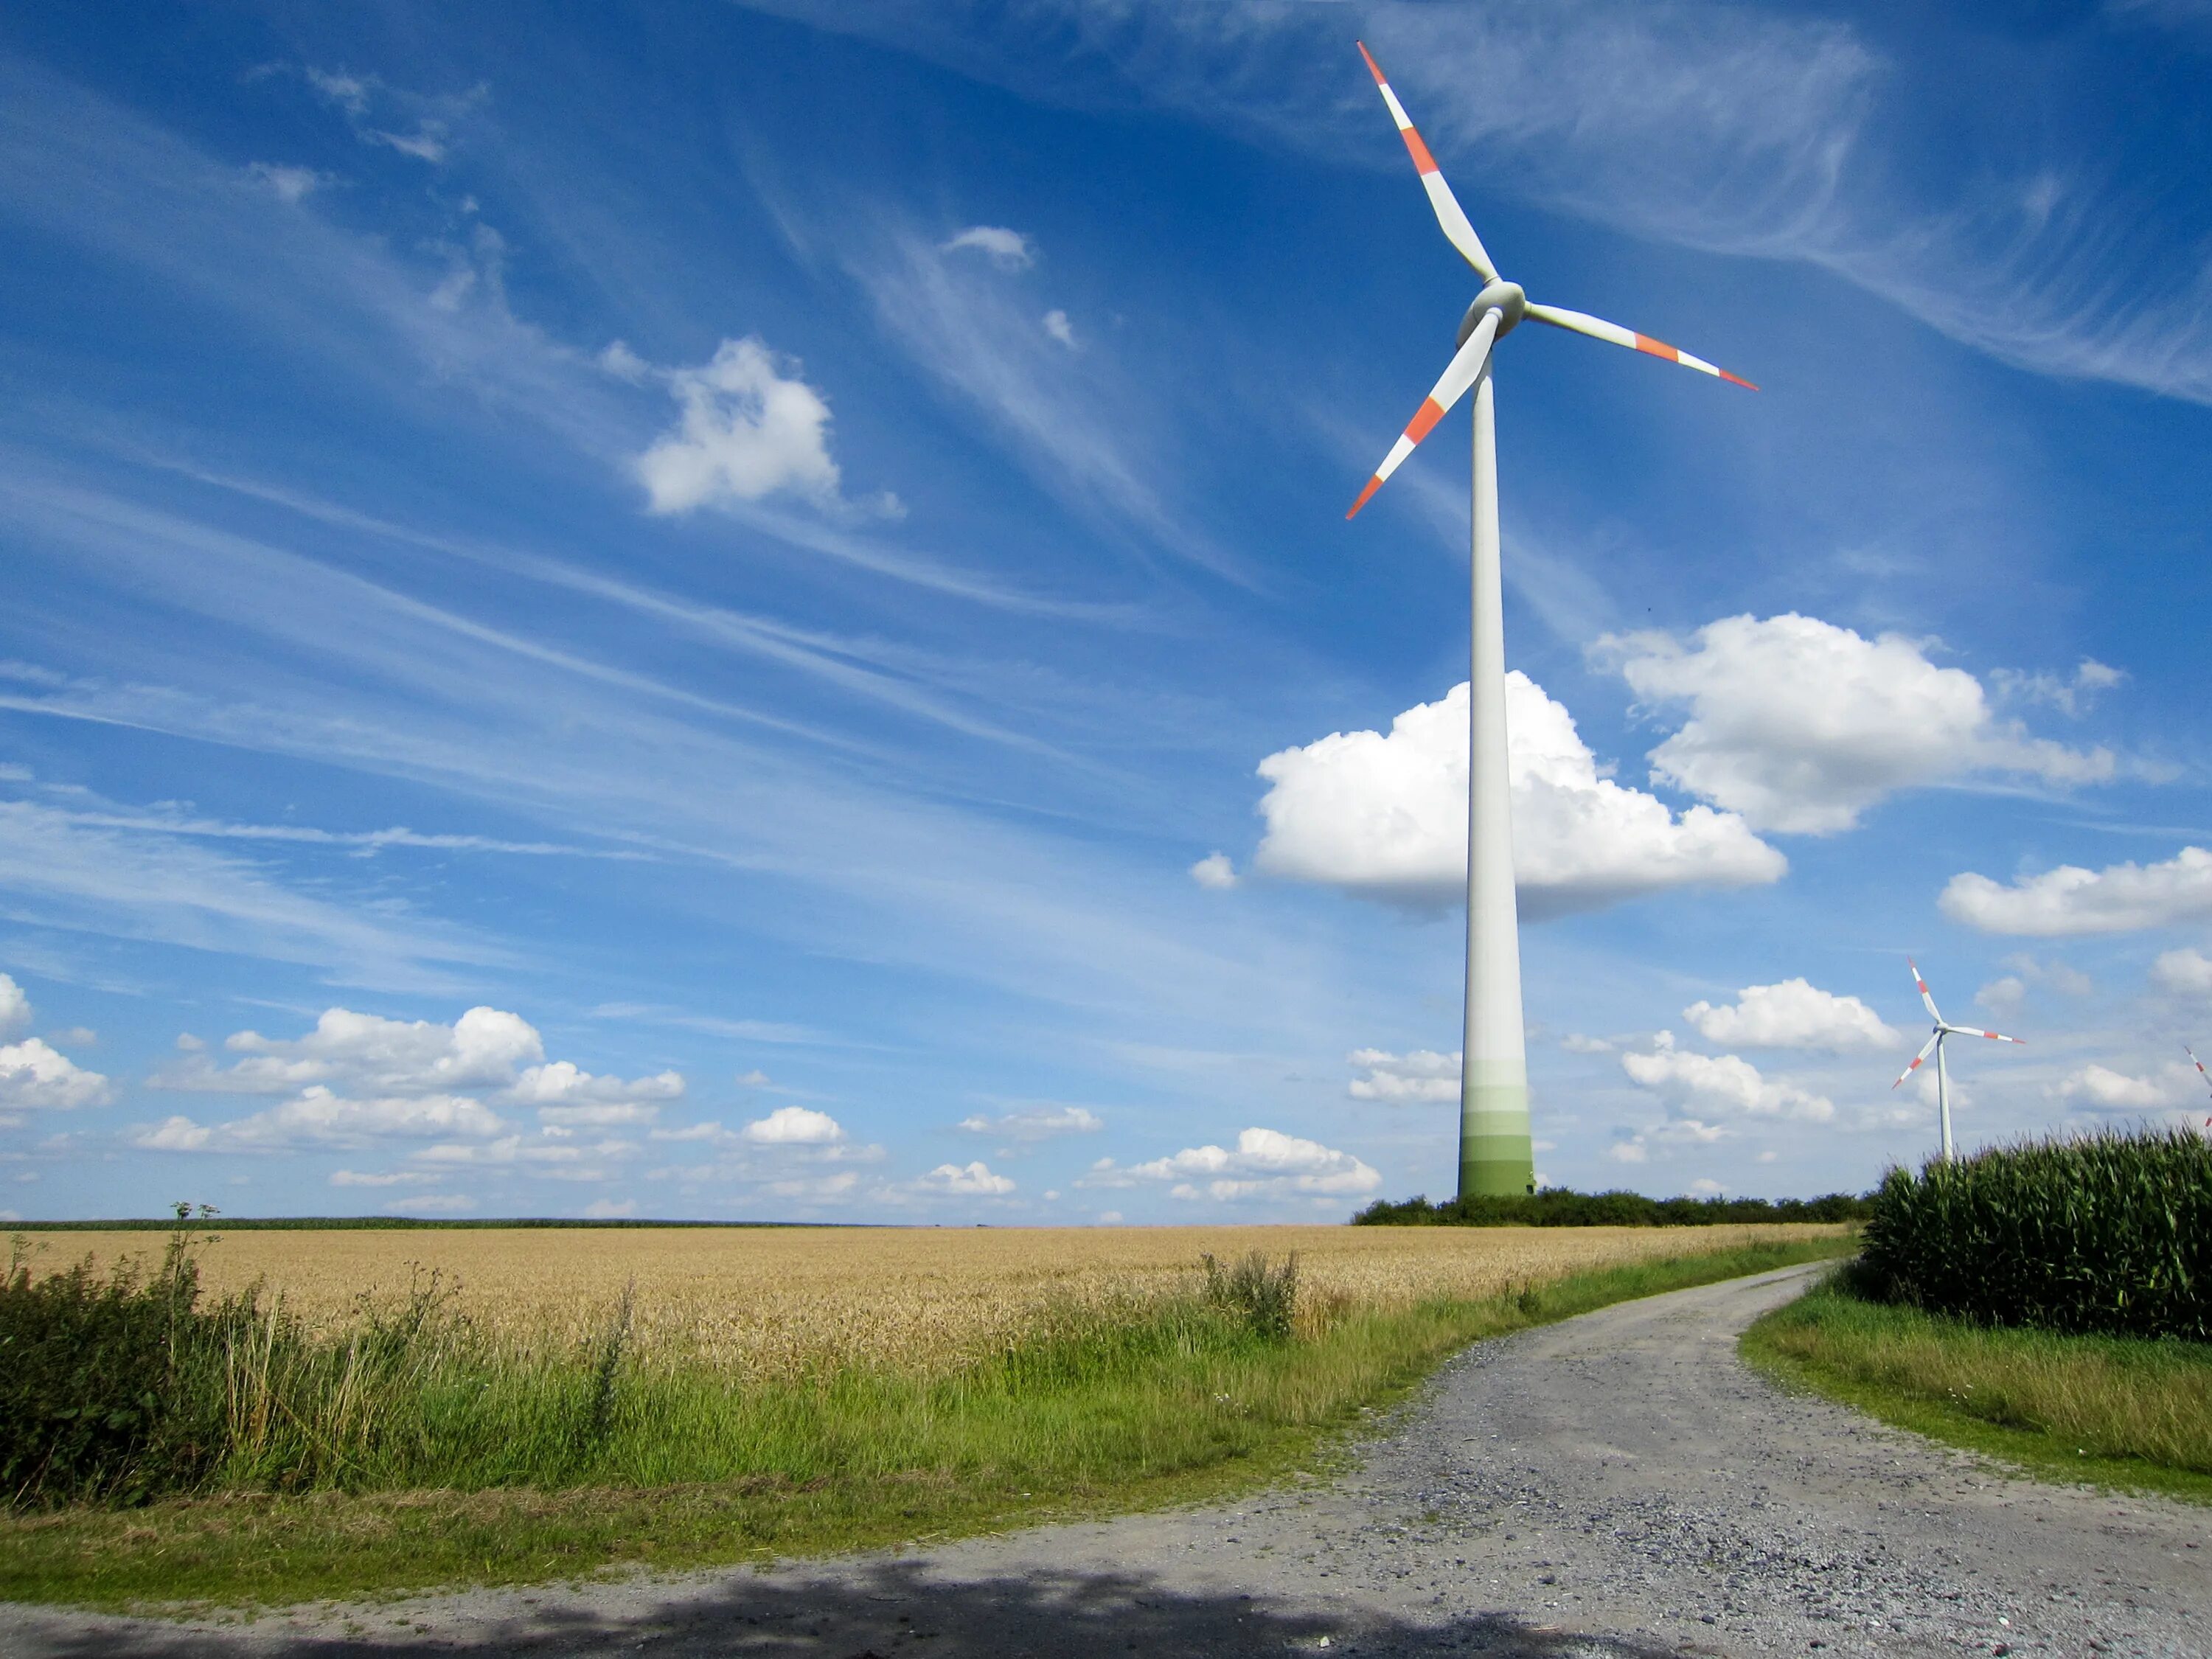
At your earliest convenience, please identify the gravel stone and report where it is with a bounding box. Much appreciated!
[4,1263,2204,1658]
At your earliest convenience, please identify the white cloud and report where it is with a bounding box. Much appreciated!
[636,338,842,514]
[1253,674,1783,916]
[1559,1033,1617,1054]
[913,1159,1016,1194]
[1599,615,2115,835]
[0,973,28,1036]
[582,1197,638,1219]
[1941,847,2212,936]
[1189,852,1238,889]
[741,1105,845,1144]
[2153,947,2212,996]
[940,225,1036,268]
[510,1060,684,1127]
[1682,978,1901,1051]
[2051,1062,2190,1112]
[201,1086,509,1150]
[173,1005,544,1095]
[0,1037,112,1110]
[1621,1032,1834,1121]
[957,1105,1103,1138]
[133,1116,212,1152]
[247,162,330,204]
[386,1192,474,1216]
[1991,659,2125,717]
[329,1169,438,1187]
[1042,308,1077,348]
[1346,1048,1460,1104]
[1126,1127,1381,1200]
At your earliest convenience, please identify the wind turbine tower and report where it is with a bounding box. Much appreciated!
[1344,43,1757,1198]
[1892,959,2023,1163]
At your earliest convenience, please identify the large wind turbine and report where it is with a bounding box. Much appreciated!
[1892,959,2023,1164]
[1343,42,1756,1200]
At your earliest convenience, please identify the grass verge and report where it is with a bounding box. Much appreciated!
[1,1237,1847,1613]
[1742,1270,2212,1506]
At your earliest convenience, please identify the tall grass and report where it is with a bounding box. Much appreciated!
[3,1235,1854,1607]
[1745,1274,2212,1496]
[1859,1124,2212,1339]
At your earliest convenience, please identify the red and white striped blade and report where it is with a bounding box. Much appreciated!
[1347,310,1500,519]
[1356,42,1498,284]
[1945,1025,2023,1044]
[2190,1046,2211,1096]
[1892,1032,1941,1091]
[1907,956,1943,1024]
[1523,301,1758,390]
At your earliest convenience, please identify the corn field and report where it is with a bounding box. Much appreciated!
[1858,1125,2212,1340]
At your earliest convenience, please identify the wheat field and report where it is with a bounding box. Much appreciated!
[15,1222,1842,1380]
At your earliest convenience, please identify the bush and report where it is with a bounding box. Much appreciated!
[1857,1125,2212,1340]
[1351,1187,1871,1227]
[0,1210,243,1507]
[1200,1251,1298,1341]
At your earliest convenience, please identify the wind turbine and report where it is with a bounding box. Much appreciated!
[1343,42,1757,1200]
[1891,959,2023,1164]
[2186,1046,2212,1128]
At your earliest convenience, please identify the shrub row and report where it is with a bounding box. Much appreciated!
[1352,1187,1871,1228]
[1856,1125,2212,1340]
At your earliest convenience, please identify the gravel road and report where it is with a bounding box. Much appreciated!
[6,1263,2205,1659]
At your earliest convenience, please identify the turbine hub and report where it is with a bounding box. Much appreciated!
[1457,279,1526,347]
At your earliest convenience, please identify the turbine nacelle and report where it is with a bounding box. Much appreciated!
[1458,280,1526,347]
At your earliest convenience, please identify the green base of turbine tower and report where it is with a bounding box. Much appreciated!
[1458,1082,1535,1198]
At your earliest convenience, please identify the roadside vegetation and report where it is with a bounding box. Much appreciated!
[1,1221,1851,1609]
[1745,1125,2212,1503]
[1745,1272,2212,1503]
[1354,1186,1871,1226]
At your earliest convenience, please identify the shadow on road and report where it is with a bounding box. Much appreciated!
[18,1559,1703,1659]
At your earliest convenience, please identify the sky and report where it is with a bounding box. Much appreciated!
[4,0,2212,1225]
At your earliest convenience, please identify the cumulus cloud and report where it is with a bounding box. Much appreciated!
[1941,847,2212,936]
[912,1160,1016,1194]
[1119,1127,1381,1201]
[1253,675,1783,916]
[1991,659,2125,717]
[145,1087,508,1152]
[1598,614,2115,834]
[636,338,842,514]
[162,1005,544,1095]
[957,1105,1103,1138]
[940,225,1036,268]
[0,1037,112,1110]
[1189,852,1238,889]
[1346,1048,1459,1104]
[1042,308,1078,347]
[740,1105,845,1144]
[1682,978,1901,1051]
[2153,947,2212,996]
[2051,1062,2174,1112]
[0,973,28,1036]
[509,1061,684,1126]
[1621,1032,1834,1121]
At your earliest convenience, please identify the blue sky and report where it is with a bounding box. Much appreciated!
[4,0,2211,1223]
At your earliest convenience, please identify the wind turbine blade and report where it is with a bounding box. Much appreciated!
[1893,1032,1941,1090]
[1355,42,1499,283]
[1523,301,1758,390]
[1907,957,1944,1024]
[2191,1046,2212,1098]
[1347,310,1500,519]
[1944,1026,2023,1044]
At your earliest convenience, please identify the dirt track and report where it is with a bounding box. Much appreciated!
[4,1263,2205,1658]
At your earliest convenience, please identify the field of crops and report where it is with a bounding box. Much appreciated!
[13,1222,1840,1379]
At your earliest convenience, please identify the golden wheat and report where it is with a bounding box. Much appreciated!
[14,1224,1841,1380]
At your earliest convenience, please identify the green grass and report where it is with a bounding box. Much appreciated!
[0,1236,1849,1613]
[1743,1270,2212,1506]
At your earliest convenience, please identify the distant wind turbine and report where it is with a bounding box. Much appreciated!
[1343,41,1757,1199]
[1892,959,2023,1164]
[2186,1046,2212,1128]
